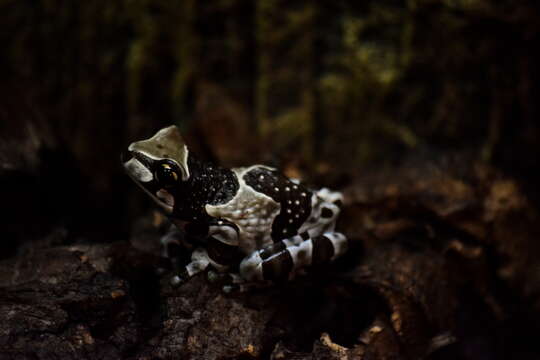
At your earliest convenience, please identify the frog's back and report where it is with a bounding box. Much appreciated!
[205,165,313,253]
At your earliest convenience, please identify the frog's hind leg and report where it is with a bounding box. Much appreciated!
[239,231,348,282]
[302,189,343,236]
[316,188,343,206]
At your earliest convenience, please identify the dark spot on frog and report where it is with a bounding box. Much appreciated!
[321,208,334,218]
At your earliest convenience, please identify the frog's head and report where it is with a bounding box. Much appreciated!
[123,125,190,214]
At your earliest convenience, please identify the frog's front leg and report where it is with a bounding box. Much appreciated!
[157,221,208,273]
[170,247,211,286]
[169,220,242,287]
[205,221,243,271]
[157,225,184,274]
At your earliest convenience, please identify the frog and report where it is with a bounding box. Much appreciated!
[123,125,347,291]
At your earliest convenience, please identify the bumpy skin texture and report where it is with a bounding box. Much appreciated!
[243,167,312,241]
[171,156,240,222]
[123,126,347,290]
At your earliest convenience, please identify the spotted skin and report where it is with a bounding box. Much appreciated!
[171,156,239,222]
[243,167,312,241]
[123,125,348,290]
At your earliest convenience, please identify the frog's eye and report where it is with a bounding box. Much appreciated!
[155,163,179,187]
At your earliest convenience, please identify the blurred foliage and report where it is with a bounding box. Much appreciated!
[0,0,539,231]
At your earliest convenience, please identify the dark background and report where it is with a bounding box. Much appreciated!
[1,1,540,358]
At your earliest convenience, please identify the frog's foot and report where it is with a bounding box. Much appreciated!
[169,247,210,288]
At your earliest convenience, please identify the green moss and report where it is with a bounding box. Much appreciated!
[2,0,535,173]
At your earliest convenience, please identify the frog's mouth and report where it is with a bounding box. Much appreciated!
[123,153,174,214]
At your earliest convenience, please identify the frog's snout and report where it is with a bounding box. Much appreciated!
[122,151,154,183]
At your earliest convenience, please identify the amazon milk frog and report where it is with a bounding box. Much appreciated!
[123,126,347,291]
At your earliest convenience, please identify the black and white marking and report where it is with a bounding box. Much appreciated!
[124,125,348,291]
[239,231,347,283]
[243,166,313,241]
